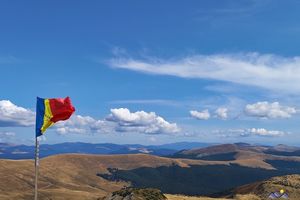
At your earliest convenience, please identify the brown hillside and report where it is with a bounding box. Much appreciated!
[166,194,261,200]
[175,143,300,170]
[179,143,268,157]
[233,174,300,200]
[180,144,238,155]
[1,151,300,199]
[0,154,231,200]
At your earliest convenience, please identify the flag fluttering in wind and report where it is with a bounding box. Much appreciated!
[36,97,75,137]
[34,96,75,200]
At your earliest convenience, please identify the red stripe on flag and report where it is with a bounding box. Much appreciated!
[49,97,75,123]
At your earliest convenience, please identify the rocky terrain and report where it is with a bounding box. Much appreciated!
[101,188,166,200]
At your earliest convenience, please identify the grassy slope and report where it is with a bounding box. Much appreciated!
[166,194,229,200]
[1,152,300,199]
[166,194,260,200]
[0,154,231,200]
[233,174,300,200]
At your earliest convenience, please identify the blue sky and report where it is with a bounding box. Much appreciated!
[1,0,300,145]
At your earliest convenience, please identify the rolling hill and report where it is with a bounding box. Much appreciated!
[232,174,300,200]
[98,143,300,196]
[1,143,300,199]
[170,143,300,167]
[0,153,224,200]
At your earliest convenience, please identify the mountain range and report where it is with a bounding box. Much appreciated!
[0,142,211,159]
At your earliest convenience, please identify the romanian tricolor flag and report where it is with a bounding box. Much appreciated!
[36,97,75,137]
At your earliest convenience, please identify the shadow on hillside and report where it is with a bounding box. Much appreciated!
[98,162,300,196]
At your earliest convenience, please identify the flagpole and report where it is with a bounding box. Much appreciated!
[34,136,39,200]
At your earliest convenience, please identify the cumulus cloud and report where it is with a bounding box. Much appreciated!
[190,110,210,120]
[0,100,35,127]
[245,101,297,119]
[215,107,228,120]
[108,53,300,93]
[56,108,180,135]
[0,99,179,136]
[106,108,180,134]
[56,115,112,135]
[56,127,87,135]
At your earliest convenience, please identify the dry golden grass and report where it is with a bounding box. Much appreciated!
[234,174,300,200]
[1,153,298,199]
[177,143,300,170]
[234,194,261,200]
[166,194,261,200]
[0,154,227,200]
[166,194,229,200]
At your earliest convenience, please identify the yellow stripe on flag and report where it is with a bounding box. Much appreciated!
[41,99,54,133]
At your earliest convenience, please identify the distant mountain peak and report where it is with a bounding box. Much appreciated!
[234,142,251,147]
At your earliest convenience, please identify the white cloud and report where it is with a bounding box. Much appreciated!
[108,53,300,93]
[245,101,297,119]
[37,135,47,142]
[190,108,229,120]
[56,108,180,135]
[215,107,228,120]
[0,131,16,143]
[190,109,210,120]
[214,128,286,138]
[0,131,15,137]
[106,108,180,134]
[56,127,88,135]
[246,128,285,137]
[0,100,179,136]
[56,115,112,135]
[0,100,35,127]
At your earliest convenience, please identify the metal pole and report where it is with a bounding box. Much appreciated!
[34,137,39,200]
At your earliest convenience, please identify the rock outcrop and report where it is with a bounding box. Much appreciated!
[102,188,167,200]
